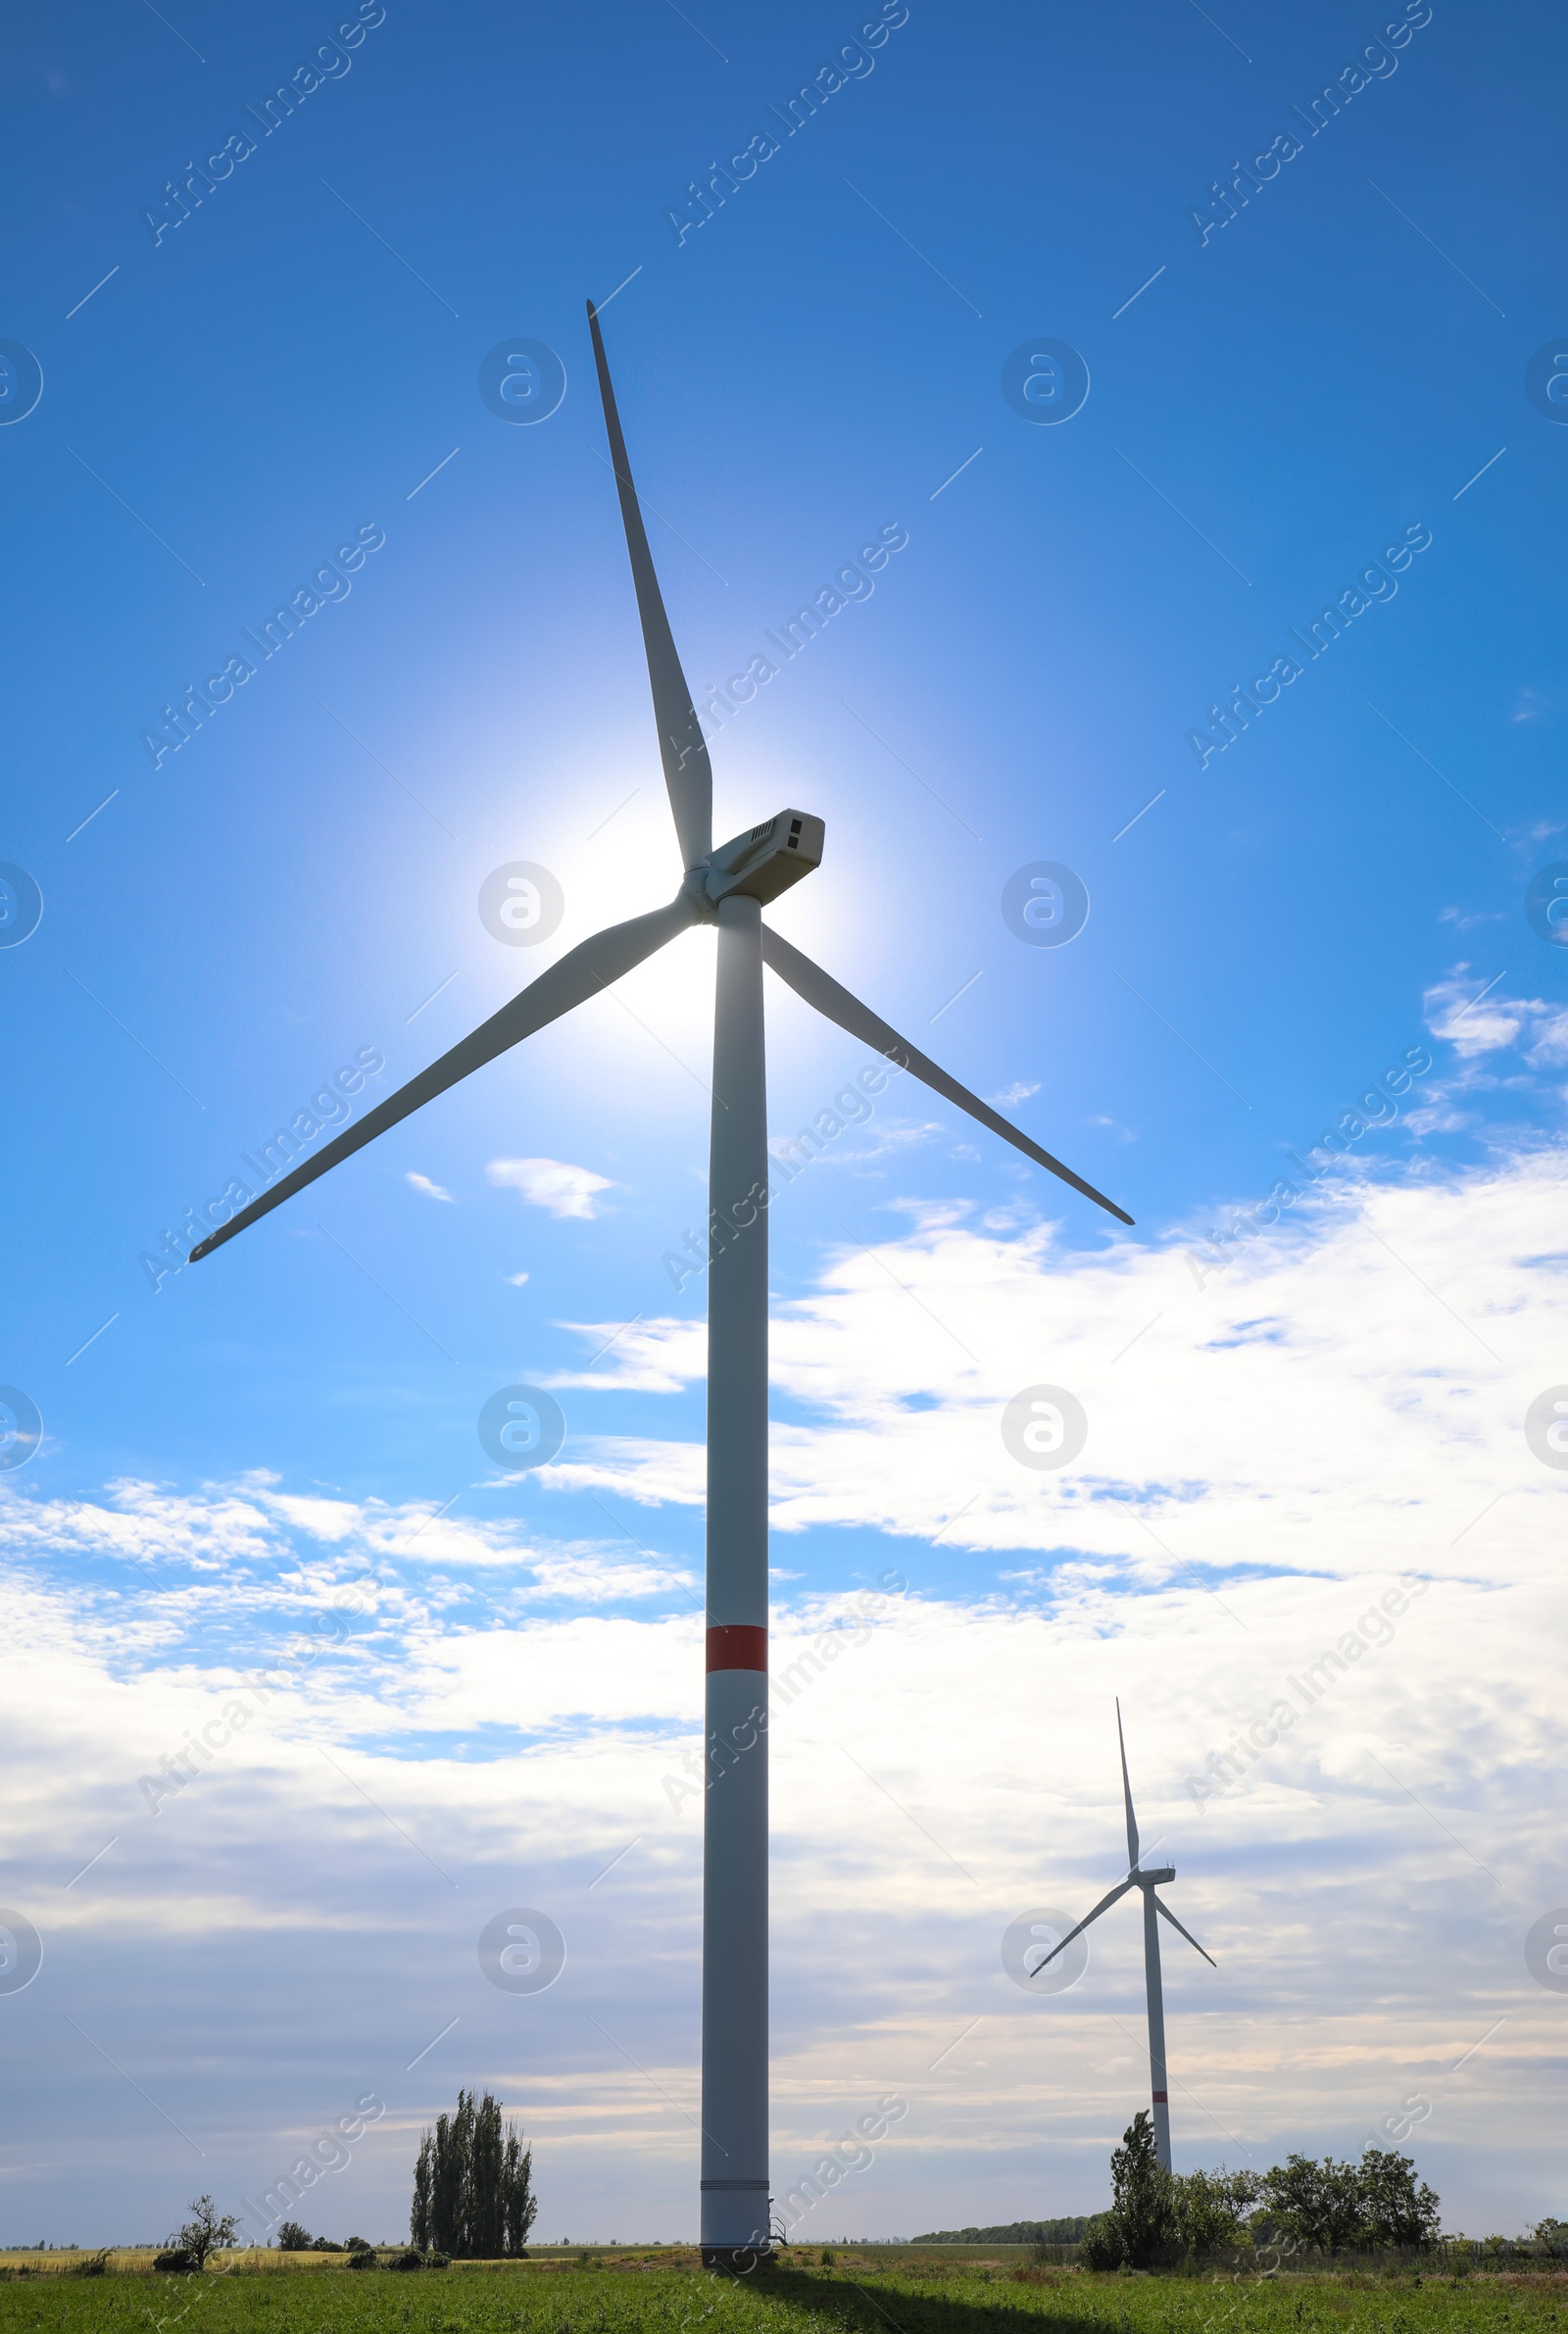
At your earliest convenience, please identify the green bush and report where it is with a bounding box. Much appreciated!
[1080,2119,1438,2269]
[1080,2213,1128,2271]
[1170,2167,1257,2257]
[1260,2148,1439,2252]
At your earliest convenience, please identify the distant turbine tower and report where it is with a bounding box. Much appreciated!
[191,300,1133,2264]
[1034,1700,1213,2172]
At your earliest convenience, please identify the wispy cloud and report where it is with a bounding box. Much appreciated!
[1425,967,1568,1065]
[550,1317,708,1394]
[406,1171,454,1203]
[487,1156,614,1218]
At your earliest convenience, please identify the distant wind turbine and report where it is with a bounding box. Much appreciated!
[191,300,1133,2263]
[1034,1700,1214,2172]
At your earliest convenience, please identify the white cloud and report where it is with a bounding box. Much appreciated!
[406,1171,454,1203]
[768,1116,944,1172]
[988,1081,1040,1107]
[548,1159,1562,1595]
[1424,967,1568,1066]
[1438,905,1507,934]
[1403,1096,1474,1136]
[544,1436,707,1508]
[506,1270,530,1286]
[487,1156,614,1218]
[550,1317,708,1394]
[516,1552,697,1605]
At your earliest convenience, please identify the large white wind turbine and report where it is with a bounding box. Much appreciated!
[1034,1701,1213,2172]
[191,301,1133,2263]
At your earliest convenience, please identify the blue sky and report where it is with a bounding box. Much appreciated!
[2,0,1567,2254]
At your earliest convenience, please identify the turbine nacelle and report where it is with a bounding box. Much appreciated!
[1135,1866,1176,1886]
[705,809,824,909]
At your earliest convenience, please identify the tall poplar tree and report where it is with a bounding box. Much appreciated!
[410,2091,536,2258]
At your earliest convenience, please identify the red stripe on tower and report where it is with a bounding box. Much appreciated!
[1152,2090,1169,2104]
[707,1624,767,1673]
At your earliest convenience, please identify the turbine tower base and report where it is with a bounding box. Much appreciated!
[699,2243,776,2274]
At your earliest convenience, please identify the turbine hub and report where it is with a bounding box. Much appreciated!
[680,864,720,921]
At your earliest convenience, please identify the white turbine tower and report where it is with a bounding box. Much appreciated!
[191,302,1134,2264]
[1034,1701,1214,2172]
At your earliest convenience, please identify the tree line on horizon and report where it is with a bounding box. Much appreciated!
[911,2218,1089,2244]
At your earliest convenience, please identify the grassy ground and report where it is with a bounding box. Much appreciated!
[0,2257,1563,2334]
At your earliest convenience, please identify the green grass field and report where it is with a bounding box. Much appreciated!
[0,2256,1563,2334]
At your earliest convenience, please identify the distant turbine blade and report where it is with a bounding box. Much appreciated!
[1029,1877,1134,1970]
[586,300,712,872]
[190,894,699,1263]
[760,927,1134,1226]
[1116,1697,1140,1869]
[1154,1893,1216,1968]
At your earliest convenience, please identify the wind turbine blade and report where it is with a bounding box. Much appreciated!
[190,894,699,1263]
[1116,1697,1140,1869]
[1028,1877,1134,1970]
[586,300,712,872]
[1153,1894,1216,1968]
[760,927,1134,1226]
